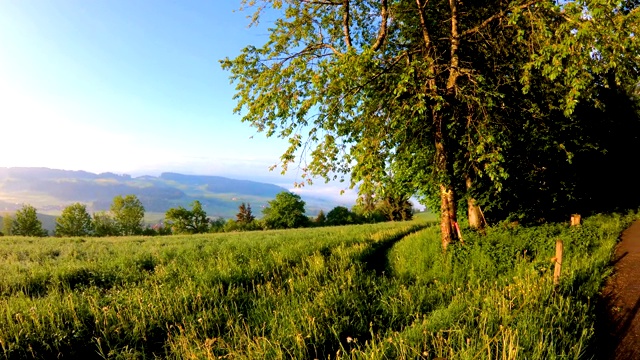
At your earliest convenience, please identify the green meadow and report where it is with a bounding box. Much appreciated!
[0,212,635,359]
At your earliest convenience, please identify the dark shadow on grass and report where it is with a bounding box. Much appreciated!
[359,223,431,276]
[304,224,432,360]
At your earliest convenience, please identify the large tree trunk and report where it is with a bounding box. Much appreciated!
[436,134,457,250]
[440,184,458,250]
[416,0,460,250]
[466,175,485,230]
[440,0,461,250]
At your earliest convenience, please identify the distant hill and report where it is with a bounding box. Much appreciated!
[159,173,285,197]
[0,167,342,229]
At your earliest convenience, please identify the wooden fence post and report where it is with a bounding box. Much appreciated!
[553,239,563,286]
[570,214,581,226]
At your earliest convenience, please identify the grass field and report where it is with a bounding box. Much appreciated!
[0,212,635,359]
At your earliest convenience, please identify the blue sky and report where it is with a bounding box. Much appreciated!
[0,1,356,201]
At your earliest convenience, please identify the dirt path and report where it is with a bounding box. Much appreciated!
[597,220,640,359]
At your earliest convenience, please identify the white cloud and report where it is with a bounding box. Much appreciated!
[288,184,358,203]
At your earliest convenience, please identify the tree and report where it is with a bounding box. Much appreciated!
[93,211,118,237]
[1,215,14,236]
[223,218,239,232]
[141,223,172,236]
[315,210,327,226]
[262,192,309,229]
[353,195,386,223]
[236,202,255,224]
[376,195,413,222]
[326,206,357,226]
[209,217,226,233]
[222,1,639,249]
[455,0,640,225]
[111,195,145,236]
[12,204,47,237]
[55,203,93,237]
[165,200,210,234]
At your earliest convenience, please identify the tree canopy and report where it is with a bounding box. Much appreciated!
[223,0,639,248]
[326,206,357,226]
[93,211,118,237]
[262,192,309,229]
[12,204,47,237]
[1,215,14,236]
[236,202,256,224]
[56,203,93,237]
[165,200,210,234]
[111,195,145,236]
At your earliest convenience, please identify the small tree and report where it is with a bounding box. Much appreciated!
[326,206,357,226]
[353,195,387,224]
[209,217,226,233]
[189,200,210,233]
[262,192,309,229]
[56,203,93,237]
[111,195,145,236]
[165,200,210,234]
[236,202,255,224]
[93,211,117,237]
[315,210,326,226]
[223,218,239,232]
[12,204,47,237]
[141,224,171,236]
[155,223,172,235]
[377,195,413,222]
[2,215,14,236]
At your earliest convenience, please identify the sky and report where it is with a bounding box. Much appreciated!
[0,1,357,201]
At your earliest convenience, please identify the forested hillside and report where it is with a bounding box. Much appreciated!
[0,167,338,218]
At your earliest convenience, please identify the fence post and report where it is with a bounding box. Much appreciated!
[570,214,581,226]
[553,239,563,286]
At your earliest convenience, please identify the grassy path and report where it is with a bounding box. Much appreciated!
[597,220,640,359]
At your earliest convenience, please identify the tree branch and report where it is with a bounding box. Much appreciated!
[300,0,341,5]
[461,0,542,38]
[343,0,353,49]
[415,0,433,52]
[372,0,389,51]
[266,43,340,65]
[447,0,460,95]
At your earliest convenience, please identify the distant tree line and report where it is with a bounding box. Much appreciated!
[0,195,152,237]
[163,190,414,234]
[0,191,414,237]
[1,205,48,237]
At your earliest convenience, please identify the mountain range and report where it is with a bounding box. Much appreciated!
[0,167,343,224]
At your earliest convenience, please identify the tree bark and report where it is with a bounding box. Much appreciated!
[439,0,461,250]
[436,132,457,250]
[440,184,456,250]
[466,175,485,230]
[417,0,460,250]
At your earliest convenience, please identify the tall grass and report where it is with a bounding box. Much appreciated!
[0,212,635,359]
